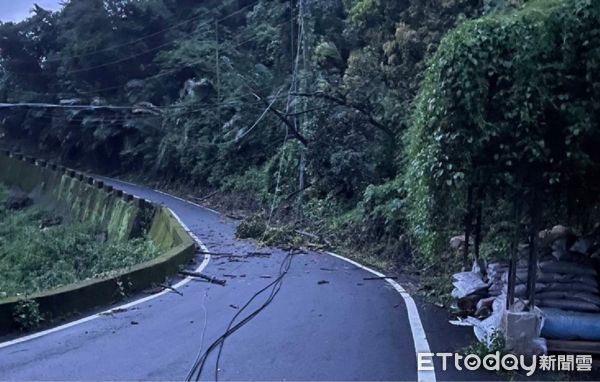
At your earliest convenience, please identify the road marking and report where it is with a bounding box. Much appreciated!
[0,208,210,350]
[325,251,436,382]
[94,178,437,381]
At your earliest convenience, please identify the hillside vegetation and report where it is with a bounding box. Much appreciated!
[0,0,598,276]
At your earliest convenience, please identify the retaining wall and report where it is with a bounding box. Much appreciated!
[0,152,147,241]
[0,151,196,334]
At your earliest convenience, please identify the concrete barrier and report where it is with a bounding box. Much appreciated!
[0,153,147,241]
[0,152,197,334]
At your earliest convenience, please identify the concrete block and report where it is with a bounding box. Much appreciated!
[503,311,541,355]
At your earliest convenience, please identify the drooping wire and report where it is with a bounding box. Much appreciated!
[0,18,292,100]
[266,0,305,227]
[185,250,296,382]
[1,0,260,68]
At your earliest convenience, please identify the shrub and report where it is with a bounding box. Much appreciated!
[13,298,44,331]
[404,0,600,261]
[236,214,268,239]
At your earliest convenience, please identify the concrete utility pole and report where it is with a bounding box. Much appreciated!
[216,19,221,127]
[297,0,308,219]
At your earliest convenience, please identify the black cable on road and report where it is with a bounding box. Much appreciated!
[185,250,296,382]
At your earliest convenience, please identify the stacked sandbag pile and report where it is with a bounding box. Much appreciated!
[450,225,600,346]
[511,225,600,313]
[452,225,600,315]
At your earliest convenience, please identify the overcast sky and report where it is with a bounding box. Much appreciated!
[0,1,63,22]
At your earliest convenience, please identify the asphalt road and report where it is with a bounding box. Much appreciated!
[0,178,500,381]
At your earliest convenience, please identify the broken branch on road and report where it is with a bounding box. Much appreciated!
[179,270,227,286]
[159,283,183,296]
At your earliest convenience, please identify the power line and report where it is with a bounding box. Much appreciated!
[185,251,296,382]
[0,82,279,113]
[0,18,292,102]
[1,1,261,78]
[2,0,259,66]
[267,0,304,227]
[234,87,284,142]
[0,102,143,111]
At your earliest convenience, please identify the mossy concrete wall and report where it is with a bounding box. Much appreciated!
[0,152,146,241]
[0,151,197,334]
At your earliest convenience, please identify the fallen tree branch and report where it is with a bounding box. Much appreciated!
[198,251,234,257]
[188,190,218,203]
[159,283,183,296]
[248,89,309,146]
[291,91,396,139]
[363,276,398,281]
[284,183,313,202]
[179,270,227,286]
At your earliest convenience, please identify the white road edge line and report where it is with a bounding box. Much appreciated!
[324,252,437,382]
[0,208,210,350]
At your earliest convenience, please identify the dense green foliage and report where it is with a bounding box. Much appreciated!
[0,184,159,298]
[0,0,485,194]
[1,0,598,269]
[404,0,600,260]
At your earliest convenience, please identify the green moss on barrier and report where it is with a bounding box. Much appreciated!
[0,154,197,334]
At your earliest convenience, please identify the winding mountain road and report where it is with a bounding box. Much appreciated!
[0,178,490,381]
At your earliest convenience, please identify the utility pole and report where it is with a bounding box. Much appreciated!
[215,19,221,127]
[290,0,294,75]
[297,0,308,220]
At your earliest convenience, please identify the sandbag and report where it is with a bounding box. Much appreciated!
[514,282,598,297]
[537,299,600,313]
[541,308,600,340]
[536,272,599,287]
[539,261,597,277]
[537,281,599,294]
[451,271,488,299]
[570,237,595,255]
[536,291,600,306]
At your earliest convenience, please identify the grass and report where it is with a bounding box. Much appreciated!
[0,183,159,299]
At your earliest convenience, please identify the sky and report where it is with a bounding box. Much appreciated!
[0,1,62,22]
